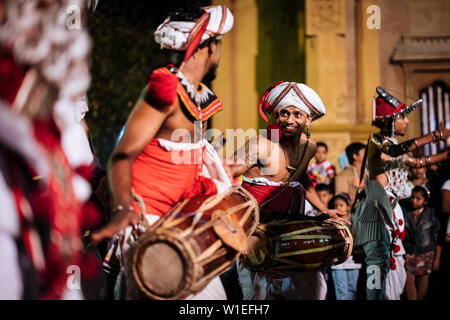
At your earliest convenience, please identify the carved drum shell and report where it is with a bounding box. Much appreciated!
[127,186,259,300]
[240,219,353,272]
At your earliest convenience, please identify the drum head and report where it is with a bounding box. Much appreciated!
[136,241,186,298]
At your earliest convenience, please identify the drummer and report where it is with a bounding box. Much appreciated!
[91,5,234,299]
[228,81,341,300]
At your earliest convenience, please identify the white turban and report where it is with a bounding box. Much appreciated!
[154,5,234,51]
[265,82,326,121]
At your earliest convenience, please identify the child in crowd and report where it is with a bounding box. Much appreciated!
[307,142,336,188]
[329,193,362,300]
[314,183,334,294]
[404,167,427,199]
[404,185,440,300]
[316,183,334,210]
[400,166,428,209]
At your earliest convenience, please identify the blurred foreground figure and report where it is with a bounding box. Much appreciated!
[0,0,98,299]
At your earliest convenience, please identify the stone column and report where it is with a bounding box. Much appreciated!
[212,0,259,135]
[306,0,364,171]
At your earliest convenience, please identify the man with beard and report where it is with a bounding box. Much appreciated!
[227,81,342,300]
[91,5,234,299]
[351,87,449,300]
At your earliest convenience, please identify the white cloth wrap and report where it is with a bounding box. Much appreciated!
[266,82,326,120]
[237,261,327,300]
[202,140,232,193]
[384,189,406,256]
[54,96,93,203]
[155,5,234,51]
[0,104,52,299]
[386,255,406,300]
[157,138,232,193]
[0,158,23,299]
[242,175,301,187]
[384,189,407,300]
[117,138,230,299]
[442,180,450,235]
[0,102,49,180]
[331,255,362,270]
[238,175,327,300]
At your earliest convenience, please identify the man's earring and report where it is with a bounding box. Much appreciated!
[306,125,311,139]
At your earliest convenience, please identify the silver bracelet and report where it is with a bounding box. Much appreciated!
[112,203,134,213]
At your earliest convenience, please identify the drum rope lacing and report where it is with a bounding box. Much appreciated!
[177,201,254,239]
[145,188,257,243]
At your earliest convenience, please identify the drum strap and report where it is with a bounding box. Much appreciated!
[260,139,309,210]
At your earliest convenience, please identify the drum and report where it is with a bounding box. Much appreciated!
[126,186,259,300]
[240,218,353,272]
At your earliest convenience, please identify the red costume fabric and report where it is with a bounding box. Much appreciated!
[131,138,218,217]
[33,119,87,299]
[0,49,92,300]
[146,67,223,121]
[241,182,295,214]
[375,97,406,117]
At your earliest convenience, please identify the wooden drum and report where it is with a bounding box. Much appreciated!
[126,186,259,300]
[240,218,353,272]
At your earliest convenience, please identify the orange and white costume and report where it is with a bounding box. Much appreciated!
[107,5,235,300]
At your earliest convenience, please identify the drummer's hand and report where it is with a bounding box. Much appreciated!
[324,209,339,218]
[323,209,351,225]
[90,208,140,245]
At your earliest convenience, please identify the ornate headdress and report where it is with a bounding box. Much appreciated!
[372,87,422,135]
[147,5,233,108]
[258,81,326,124]
[373,87,422,121]
[155,5,234,61]
[258,81,326,141]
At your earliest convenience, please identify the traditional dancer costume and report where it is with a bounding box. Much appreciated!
[106,5,235,300]
[131,65,229,217]
[0,0,96,299]
[352,87,424,300]
[237,81,329,300]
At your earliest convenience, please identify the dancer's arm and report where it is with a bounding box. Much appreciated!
[373,122,449,157]
[405,151,449,168]
[91,90,175,243]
